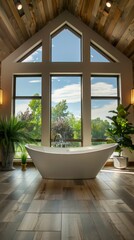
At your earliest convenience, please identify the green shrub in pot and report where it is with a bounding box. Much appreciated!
[106,104,134,168]
[0,116,33,170]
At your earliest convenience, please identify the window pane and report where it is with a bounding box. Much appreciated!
[90,46,110,62]
[21,46,42,62]
[91,99,118,121]
[15,99,31,116]
[91,76,118,96]
[15,99,41,140]
[51,27,81,62]
[51,76,82,147]
[15,76,41,96]
[91,99,118,143]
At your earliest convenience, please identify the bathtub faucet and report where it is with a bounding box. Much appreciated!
[54,133,64,147]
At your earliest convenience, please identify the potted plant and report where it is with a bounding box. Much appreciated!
[21,151,27,171]
[0,116,33,171]
[106,104,134,168]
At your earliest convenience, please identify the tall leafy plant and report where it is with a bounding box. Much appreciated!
[0,117,34,170]
[106,104,134,156]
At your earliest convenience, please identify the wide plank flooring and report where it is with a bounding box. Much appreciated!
[0,166,134,240]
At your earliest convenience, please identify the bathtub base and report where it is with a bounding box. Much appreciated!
[26,143,117,179]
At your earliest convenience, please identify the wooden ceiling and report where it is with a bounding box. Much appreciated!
[0,0,134,69]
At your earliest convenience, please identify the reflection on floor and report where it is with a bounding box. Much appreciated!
[0,166,134,240]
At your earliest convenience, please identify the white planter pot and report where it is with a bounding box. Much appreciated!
[113,156,128,169]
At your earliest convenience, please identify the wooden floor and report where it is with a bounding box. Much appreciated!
[0,166,134,240]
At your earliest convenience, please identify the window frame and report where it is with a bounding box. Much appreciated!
[91,74,120,143]
[13,75,42,141]
[50,24,82,62]
[18,43,42,63]
[90,43,116,63]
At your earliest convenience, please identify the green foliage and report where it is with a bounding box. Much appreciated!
[0,116,34,168]
[17,96,41,139]
[28,98,41,139]
[52,100,71,140]
[21,152,27,164]
[0,117,34,154]
[106,104,134,156]
[68,114,81,139]
[91,118,110,140]
[52,117,74,140]
[52,100,69,122]
[16,96,120,148]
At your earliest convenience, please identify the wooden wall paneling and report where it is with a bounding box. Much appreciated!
[0,38,11,61]
[102,4,121,39]
[46,0,55,19]
[20,0,36,35]
[89,0,101,27]
[75,0,85,17]
[32,0,44,30]
[116,20,134,51]
[110,1,134,46]
[124,39,134,57]
[0,27,15,53]
[93,0,107,32]
[84,0,96,24]
[97,10,108,33]
[0,6,20,47]
[55,0,64,14]
[7,0,29,40]
[37,0,47,24]
[41,0,52,22]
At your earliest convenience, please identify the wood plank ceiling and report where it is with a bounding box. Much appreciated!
[0,0,134,72]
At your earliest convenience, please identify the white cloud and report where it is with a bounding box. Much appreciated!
[16,104,31,115]
[22,55,34,62]
[22,48,41,62]
[52,76,59,81]
[29,79,41,83]
[92,101,116,121]
[52,84,80,103]
[92,82,116,96]
[37,47,42,52]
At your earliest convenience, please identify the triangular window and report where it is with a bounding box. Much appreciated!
[90,44,112,62]
[51,25,81,62]
[19,45,42,62]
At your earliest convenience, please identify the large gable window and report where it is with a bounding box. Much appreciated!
[3,12,128,149]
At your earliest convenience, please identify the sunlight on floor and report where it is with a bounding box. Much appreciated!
[101,167,134,175]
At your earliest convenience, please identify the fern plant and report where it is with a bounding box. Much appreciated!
[0,116,33,170]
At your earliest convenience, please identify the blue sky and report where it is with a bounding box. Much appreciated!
[51,76,81,118]
[52,28,81,62]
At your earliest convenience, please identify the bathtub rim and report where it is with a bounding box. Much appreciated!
[25,143,118,155]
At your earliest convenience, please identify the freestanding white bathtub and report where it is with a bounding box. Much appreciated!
[25,143,117,179]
